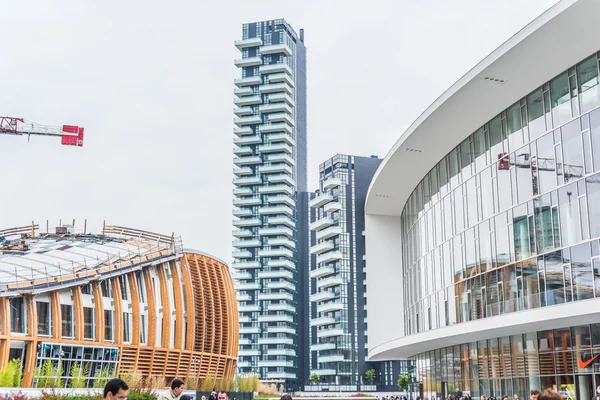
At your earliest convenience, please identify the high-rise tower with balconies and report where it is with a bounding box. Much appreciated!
[232,19,307,388]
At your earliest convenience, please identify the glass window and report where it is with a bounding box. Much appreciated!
[544,251,565,305]
[554,327,572,350]
[528,88,546,139]
[571,325,591,349]
[61,304,73,337]
[123,312,131,342]
[551,72,572,126]
[561,120,584,184]
[577,55,600,112]
[590,109,600,172]
[473,128,488,172]
[570,242,594,301]
[83,307,94,340]
[558,182,581,247]
[536,132,557,193]
[37,301,51,336]
[9,297,25,333]
[104,310,113,341]
[586,173,600,239]
[119,276,128,301]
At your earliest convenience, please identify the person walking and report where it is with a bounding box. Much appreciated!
[103,379,129,400]
[158,379,185,400]
[538,390,561,400]
[530,390,540,400]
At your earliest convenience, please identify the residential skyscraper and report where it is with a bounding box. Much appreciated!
[306,154,411,391]
[232,19,307,388]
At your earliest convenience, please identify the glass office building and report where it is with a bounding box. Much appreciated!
[365,1,600,399]
[232,19,307,387]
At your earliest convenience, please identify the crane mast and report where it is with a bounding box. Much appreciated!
[0,116,84,146]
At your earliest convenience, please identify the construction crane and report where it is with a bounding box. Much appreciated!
[0,116,84,146]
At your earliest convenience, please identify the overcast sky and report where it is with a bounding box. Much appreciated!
[0,0,558,263]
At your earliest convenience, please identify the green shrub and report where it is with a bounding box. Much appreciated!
[92,367,111,389]
[69,363,89,389]
[0,358,22,387]
[127,389,157,400]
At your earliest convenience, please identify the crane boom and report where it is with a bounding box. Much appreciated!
[0,116,84,146]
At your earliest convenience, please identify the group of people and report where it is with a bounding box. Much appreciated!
[415,387,600,400]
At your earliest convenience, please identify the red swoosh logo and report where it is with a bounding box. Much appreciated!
[579,354,600,369]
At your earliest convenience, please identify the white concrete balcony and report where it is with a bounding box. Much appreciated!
[258,142,293,154]
[232,208,252,217]
[268,72,294,87]
[258,314,294,323]
[309,193,335,208]
[318,354,345,363]
[258,63,293,75]
[267,303,295,312]
[267,216,295,228]
[236,293,252,302]
[238,349,261,357]
[317,302,344,313]
[235,37,263,49]
[258,248,293,258]
[268,174,295,186]
[311,316,336,327]
[233,167,253,177]
[259,82,293,95]
[312,369,337,376]
[233,155,261,166]
[310,265,336,279]
[234,135,261,146]
[324,201,342,213]
[312,343,336,351]
[233,197,261,206]
[235,282,261,291]
[233,239,261,248]
[323,177,342,189]
[238,305,260,313]
[232,271,252,280]
[234,76,262,87]
[258,270,293,280]
[317,328,344,338]
[234,87,253,97]
[259,184,293,196]
[232,250,252,259]
[266,133,294,146]
[233,176,261,187]
[257,292,293,301]
[258,226,293,237]
[265,372,297,380]
[260,43,292,56]
[233,187,252,196]
[268,237,295,249]
[233,106,254,116]
[259,63,292,75]
[267,259,295,270]
[232,260,261,269]
[268,112,295,126]
[268,92,295,106]
[234,56,262,68]
[259,163,292,174]
[236,361,252,368]
[259,103,293,114]
[310,291,336,303]
[310,241,335,255]
[240,326,261,334]
[238,315,252,323]
[317,251,343,265]
[266,194,295,207]
[317,276,344,289]
[316,226,342,241]
[258,360,294,368]
[233,146,252,156]
[258,337,294,345]
[267,349,296,357]
[234,95,261,106]
[232,218,261,227]
[258,205,293,216]
[310,217,336,232]
[232,229,253,238]
[268,153,295,166]
[234,115,262,126]
[268,326,296,335]
[233,126,253,136]
[268,281,296,291]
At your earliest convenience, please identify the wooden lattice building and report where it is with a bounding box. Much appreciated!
[0,222,238,387]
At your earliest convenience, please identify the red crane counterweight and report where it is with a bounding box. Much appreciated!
[0,116,84,147]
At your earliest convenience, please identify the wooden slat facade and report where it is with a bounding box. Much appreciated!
[0,250,238,388]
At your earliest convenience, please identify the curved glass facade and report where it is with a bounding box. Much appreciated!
[401,51,600,335]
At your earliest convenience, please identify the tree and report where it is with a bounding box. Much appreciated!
[365,368,376,385]
[309,373,319,385]
[397,375,409,391]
